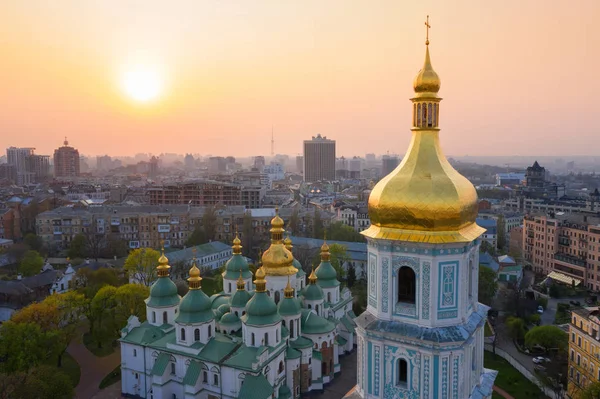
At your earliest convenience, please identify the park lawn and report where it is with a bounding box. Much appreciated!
[83,332,116,357]
[99,365,121,389]
[484,352,546,399]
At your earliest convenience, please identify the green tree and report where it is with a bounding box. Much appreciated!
[525,325,568,352]
[185,227,207,247]
[312,209,324,239]
[347,263,357,288]
[202,206,218,242]
[480,241,497,257]
[578,382,600,399]
[478,266,498,306]
[114,284,150,327]
[7,365,74,399]
[91,286,117,348]
[327,222,365,242]
[73,267,121,298]
[0,322,57,373]
[496,215,506,249]
[124,248,161,286]
[312,243,349,280]
[506,316,526,340]
[23,233,43,252]
[289,208,300,236]
[19,250,44,277]
[67,234,87,259]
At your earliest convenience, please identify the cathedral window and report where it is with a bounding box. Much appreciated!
[275,291,280,304]
[213,374,219,386]
[228,283,231,292]
[265,333,269,346]
[170,362,176,375]
[195,328,200,342]
[315,304,319,314]
[163,311,167,324]
[472,347,476,370]
[413,103,417,126]
[152,312,156,323]
[251,333,255,346]
[133,349,137,357]
[203,371,208,383]
[422,104,428,127]
[279,361,284,374]
[327,292,331,303]
[290,320,295,338]
[397,359,408,386]
[427,103,433,127]
[397,266,416,304]
[180,328,185,341]
[208,325,212,337]
[433,103,438,126]
[417,103,422,127]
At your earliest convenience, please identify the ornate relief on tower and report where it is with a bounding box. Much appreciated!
[368,253,378,308]
[452,355,460,399]
[421,261,431,319]
[374,344,381,396]
[383,345,420,399]
[392,256,420,318]
[381,257,390,313]
[438,261,459,319]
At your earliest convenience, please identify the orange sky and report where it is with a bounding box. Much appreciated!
[0,0,598,158]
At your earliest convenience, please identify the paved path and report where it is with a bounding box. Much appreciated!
[493,385,515,399]
[305,350,357,398]
[67,337,121,399]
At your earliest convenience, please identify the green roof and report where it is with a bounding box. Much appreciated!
[231,289,252,307]
[220,312,240,325]
[223,254,252,280]
[278,296,301,316]
[279,384,292,399]
[303,283,324,301]
[335,335,347,346]
[315,261,339,287]
[500,265,523,273]
[293,259,305,275]
[242,292,281,326]
[210,293,231,310]
[312,350,322,361]
[300,309,335,335]
[340,313,356,333]
[217,304,231,315]
[198,335,239,363]
[238,373,274,399]
[152,352,171,376]
[176,289,214,324]
[285,346,301,359]
[290,336,313,349]
[182,360,201,386]
[224,345,270,370]
[120,321,166,345]
[146,277,180,307]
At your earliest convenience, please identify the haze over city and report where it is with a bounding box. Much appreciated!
[1,0,598,157]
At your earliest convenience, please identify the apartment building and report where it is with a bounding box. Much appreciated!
[523,214,600,291]
[336,205,371,233]
[478,210,523,247]
[568,307,600,396]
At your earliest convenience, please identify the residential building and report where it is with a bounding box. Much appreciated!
[53,138,80,178]
[568,307,600,396]
[478,211,523,248]
[523,213,600,291]
[120,213,356,398]
[345,35,495,399]
[303,134,335,182]
[495,173,525,186]
[477,218,498,248]
[6,147,50,185]
[336,205,370,233]
[381,155,399,176]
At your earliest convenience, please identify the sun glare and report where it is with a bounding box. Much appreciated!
[121,66,163,103]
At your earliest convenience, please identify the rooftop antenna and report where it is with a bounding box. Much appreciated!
[271,126,275,157]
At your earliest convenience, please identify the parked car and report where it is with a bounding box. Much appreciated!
[533,356,551,364]
[537,305,544,314]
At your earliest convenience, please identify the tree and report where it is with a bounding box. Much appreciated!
[124,248,161,286]
[506,316,526,341]
[68,234,88,259]
[185,227,207,247]
[480,241,497,257]
[578,382,600,399]
[289,208,300,236]
[91,286,117,348]
[104,234,128,258]
[23,233,43,253]
[73,267,121,298]
[312,209,324,239]
[311,243,349,280]
[19,250,44,277]
[3,365,74,399]
[347,263,357,288]
[327,222,365,242]
[114,284,150,328]
[0,322,57,373]
[202,206,218,242]
[497,215,506,249]
[478,266,498,306]
[525,325,568,352]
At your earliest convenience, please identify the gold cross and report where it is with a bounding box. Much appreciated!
[425,15,431,45]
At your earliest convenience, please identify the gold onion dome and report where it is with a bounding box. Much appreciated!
[254,266,267,292]
[236,271,246,290]
[187,258,202,290]
[156,245,171,277]
[284,276,294,298]
[261,208,298,276]
[232,234,242,254]
[363,18,484,244]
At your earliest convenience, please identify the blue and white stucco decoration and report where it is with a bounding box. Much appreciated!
[422,261,431,320]
[382,257,389,313]
[382,345,420,399]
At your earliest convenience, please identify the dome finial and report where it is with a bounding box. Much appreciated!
[284,275,294,298]
[187,249,202,290]
[254,266,267,292]
[425,15,430,46]
[413,15,440,94]
[157,243,171,277]
[237,270,245,290]
[232,230,242,254]
[308,265,318,285]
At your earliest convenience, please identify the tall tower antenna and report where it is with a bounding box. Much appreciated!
[271,126,274,156]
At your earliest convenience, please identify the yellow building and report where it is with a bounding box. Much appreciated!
[569,307,600,396]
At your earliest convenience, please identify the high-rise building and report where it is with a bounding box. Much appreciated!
[346,29,496,399]
[381,155,399,176]
[303,134,335,182]
[184,154,195,170]
[568,307,600,396]
[53,138,80,178]
[149,156,159,178]
[6,147,50,185]
[96,155,113,171]
[295,155,303,174]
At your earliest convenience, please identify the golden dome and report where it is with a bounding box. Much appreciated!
[308,267,317,284]
[284,276,294,298]
[261,208,298,276]
[320,241,330,261]
[254,266,267,292]
[187,259,202,290]
[236,271,245,290]
[363,36,484,244]
[157,246,171,277]
[232,234,242,255]
[283,236,293,249]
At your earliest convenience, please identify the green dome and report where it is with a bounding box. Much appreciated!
[278,296,301,316]
[231,289,252,308]
[211,294,230,310]
[303,283,324,301]
[176,289,214,324]
[315,261,340,288]
[214,308,224,321]
[300,309,335,334]
[242,292,281,326]
[217,304,230,315]
[224,255,252,280]
[220,312,240,325]
[146,277,180,307]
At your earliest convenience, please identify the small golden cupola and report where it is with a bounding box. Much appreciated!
[363,16,484,244]
[261,208,298,276]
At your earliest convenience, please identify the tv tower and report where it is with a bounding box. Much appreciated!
[271,126,274,156]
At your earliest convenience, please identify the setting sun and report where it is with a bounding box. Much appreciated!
[121,66,163,103]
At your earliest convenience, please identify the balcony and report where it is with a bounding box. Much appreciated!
[554,252,587,268]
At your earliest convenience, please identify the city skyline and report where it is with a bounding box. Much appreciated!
[1,1,598,157]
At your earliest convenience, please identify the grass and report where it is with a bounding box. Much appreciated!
[83,332,116,357]
[99,365,121,389]
[484,351,546,399]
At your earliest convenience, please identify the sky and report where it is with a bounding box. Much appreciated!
[0,0,598,158]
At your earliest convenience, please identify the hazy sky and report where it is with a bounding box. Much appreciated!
[0,1,598,158]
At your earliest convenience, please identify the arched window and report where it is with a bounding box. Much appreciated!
[397,266,416,304]
[433,103,438,126]
[208,325,212,337]
[472,347,476,370]
[194,328,200,342]
[417,104,422,127]
[171,362,176,375]
[422,104,427,127]
[290,320,295,338]
[213,374,219,386]
[163,311,168,324]
[203,371,208,383]
[413,103,417,126]
[397,359,408,386]
[315,305,319,314]
[427,103,433,127]
[235,311,238,316]
[228,283,231,292]
[180,328,186,341]
[264,333,269,346]
[276,328,280,343]
[327,292,331,303]
[278,361,284,374]
[275,291,280,304]
[251,333,255,346]
[282,320,286,328]
[152,312,156,323]
[308,304,312,309]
